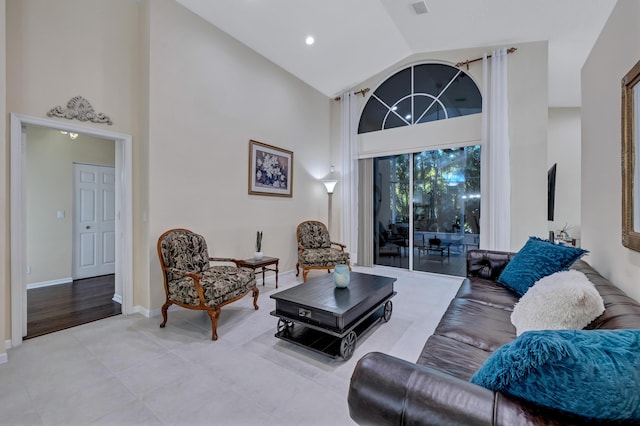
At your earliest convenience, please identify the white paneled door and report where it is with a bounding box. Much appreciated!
[73,164,116,279]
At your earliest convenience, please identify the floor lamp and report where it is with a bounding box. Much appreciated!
[322,169,338,232]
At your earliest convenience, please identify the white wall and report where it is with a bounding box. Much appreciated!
[146,0,331,309]
[582,0,640,301]
[335,41,549,252]
[4,0,142,345]
[547,108,581,241]
[25,127,115,284]
[2,0,334,344]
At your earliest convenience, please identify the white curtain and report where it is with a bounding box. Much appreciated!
[340,91,359,264]
[480,48,511,251]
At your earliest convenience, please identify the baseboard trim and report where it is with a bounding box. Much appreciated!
[134,304,181,318]
[133,305,174,318]
[27,277,73,290]
[133,305,152,318]
[0,340,9,364]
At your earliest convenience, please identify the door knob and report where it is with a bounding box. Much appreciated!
[86,225,91,230]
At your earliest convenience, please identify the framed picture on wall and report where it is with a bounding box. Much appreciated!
[248,140,293,197]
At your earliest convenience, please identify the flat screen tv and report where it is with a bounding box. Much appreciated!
[548,163,557,221]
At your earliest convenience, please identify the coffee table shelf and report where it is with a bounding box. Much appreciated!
[270,298,393,359]
[270,272,396,360]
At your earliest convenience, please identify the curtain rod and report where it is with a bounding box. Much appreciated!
[334,87,370,101]
[455,47,517,70]
[333,48,516,100]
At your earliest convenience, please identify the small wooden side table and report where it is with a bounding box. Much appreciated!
[238,256,279,288]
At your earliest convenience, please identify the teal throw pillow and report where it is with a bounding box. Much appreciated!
[497,236,587,295]
[470,329,640,421]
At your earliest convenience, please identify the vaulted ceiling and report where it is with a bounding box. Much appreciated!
[176,0,617,107]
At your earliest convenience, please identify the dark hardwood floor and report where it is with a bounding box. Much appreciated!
[25,274,121,339]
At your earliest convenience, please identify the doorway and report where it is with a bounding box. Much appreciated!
[10,113,133,347]
[24,128,119,337]
[373,145,481,276]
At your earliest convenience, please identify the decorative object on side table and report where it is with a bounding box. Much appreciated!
[554,223,577,246]
[333,264,350,288]
[555,222,571,241]
[255,230,263,260]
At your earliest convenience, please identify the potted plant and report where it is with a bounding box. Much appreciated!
[556,223,571,241]
[255,231,263,260]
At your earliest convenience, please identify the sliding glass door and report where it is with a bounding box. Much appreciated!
[374,154,410,268]
[374,145,481,276]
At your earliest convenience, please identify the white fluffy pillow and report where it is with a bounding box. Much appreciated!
[510,270,605,336]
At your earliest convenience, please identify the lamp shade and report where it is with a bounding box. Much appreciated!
[322,179,338,194]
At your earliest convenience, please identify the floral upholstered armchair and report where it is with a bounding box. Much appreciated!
[157,228,259,340]
[296,220,351,282]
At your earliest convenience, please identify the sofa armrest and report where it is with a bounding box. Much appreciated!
[348,352,496,426]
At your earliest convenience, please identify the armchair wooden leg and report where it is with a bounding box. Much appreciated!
[302,269,309,282]
[160,301,172,328]
[296,262,300,276]
[207,307,221,341]
[252,286,260,310]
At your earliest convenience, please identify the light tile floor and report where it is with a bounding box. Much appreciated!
[0,265,463,426]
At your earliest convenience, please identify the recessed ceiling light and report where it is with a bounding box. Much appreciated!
[305,35,315,45]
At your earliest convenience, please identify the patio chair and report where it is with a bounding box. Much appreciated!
[157,228,259,340]
[296,220,351,282]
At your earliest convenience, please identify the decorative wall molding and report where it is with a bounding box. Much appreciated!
[47,96,113,125]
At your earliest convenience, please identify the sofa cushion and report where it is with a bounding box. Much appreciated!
[470,329,640,421]
[417,334,493,381]
[434,298,516,352]
[167,266,255,306]
[456,278,519,311]
[497,237,587,295]
[510,270,604,336]
[297,247,350,267]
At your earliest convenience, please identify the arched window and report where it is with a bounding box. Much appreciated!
[358,63,481,134]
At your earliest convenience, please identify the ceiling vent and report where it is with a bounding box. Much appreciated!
[411,1,429,15]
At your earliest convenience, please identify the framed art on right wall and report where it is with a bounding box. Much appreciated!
[622,59,640,251]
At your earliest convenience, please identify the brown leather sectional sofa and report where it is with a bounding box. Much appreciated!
[348,249,640,425]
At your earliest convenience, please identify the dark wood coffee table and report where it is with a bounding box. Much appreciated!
[270,272,396,360]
